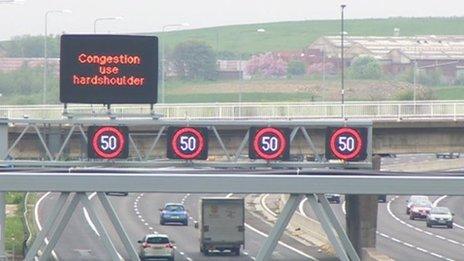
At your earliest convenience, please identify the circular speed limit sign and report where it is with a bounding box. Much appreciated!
[329,127,364,161]
[90,126,128,159]
[252,127,289,160]
[170,127,207,160]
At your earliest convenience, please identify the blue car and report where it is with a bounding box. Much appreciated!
[160,203,189,226]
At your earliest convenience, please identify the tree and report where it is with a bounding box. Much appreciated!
[246,52,287,78]
[0,35,60,58]
[287,60,306,76]
[348,56,382,79]
[171,41,217,80]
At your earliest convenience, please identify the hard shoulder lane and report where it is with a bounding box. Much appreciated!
[438,196,464,229]
[386,195,463,260]
[303,195,443,260]
[37,192,110,261]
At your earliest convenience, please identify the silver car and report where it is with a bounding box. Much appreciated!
[138,234,175,261]
[426,207,454,228]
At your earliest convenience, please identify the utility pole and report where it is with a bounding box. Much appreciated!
[341,4,346,118]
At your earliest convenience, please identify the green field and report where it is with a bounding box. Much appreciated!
[156,17,464,53]
[433,86,464,100]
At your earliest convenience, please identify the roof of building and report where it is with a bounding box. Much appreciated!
[310,35,464,60]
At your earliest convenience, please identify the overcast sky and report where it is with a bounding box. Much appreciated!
[0,0,463,40]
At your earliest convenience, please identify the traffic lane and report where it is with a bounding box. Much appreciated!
[105,193,191,261]
[38,192,109,261]
[136,192,255,261]
[380,154,436,165]
[301,196,442,261]
[183,193,334,261]
[386,195,464,260]
[437,196,464,228]
[392,196,464,245]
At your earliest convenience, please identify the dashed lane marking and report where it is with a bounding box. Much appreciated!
[301,194,453,261]
[133,193,194,261]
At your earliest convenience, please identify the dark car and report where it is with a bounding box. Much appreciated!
[325,194,341,204]
[160,203,189,226]
[378,195,387,203]
[426,207,454,228]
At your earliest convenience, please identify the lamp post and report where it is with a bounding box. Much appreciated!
[238,28,266,104]
[340,4,346,118]
[160,23,189,103]
[43,9,71,104]
[93,16,123,33]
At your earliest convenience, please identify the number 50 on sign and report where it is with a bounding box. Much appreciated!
[325,127,368,161]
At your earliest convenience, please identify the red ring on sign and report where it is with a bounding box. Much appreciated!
[253,127,287,160]
[329,127,363,160]
[92,126,125,159]
[171,127,205,159]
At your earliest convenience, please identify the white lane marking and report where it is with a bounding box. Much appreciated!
[83,193,123,260]
[35,192,59,260]
[433,195,464,230]
[300,195,453,261]
[376,231,453,261]
[134,193,194,261]
[82,193,99,236]
[387,196,462,258]
[433,195,448,207]
[298,197,307,216]
[342,200,346,215]
[416,247,428,253]
[261,194,276,217]
[229,193,315,260]
[403,242,414,248]
[244,223,317,260]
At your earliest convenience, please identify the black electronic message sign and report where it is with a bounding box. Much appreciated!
[167,127,209,160]
[87,126,129,159]
[60,34,158,104]
[249,127,290,160]
[325,127,368,161]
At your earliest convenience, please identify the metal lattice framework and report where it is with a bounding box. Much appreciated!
[0,118,374,261]
[0,118,373,169]
[1,170,464,261]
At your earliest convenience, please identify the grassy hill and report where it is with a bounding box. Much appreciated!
[157,17,464,54]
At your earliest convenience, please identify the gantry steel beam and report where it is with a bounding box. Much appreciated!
[0,171,462,195]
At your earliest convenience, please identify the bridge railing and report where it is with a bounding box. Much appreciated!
[0,100,463,119]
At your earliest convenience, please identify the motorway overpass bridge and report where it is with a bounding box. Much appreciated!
[2,100,464,160]
[0,102,462,260]
[2,117,464,161]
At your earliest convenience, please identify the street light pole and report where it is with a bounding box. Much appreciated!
[160,23,189,103]
[93,16,123,34]
[341,4,346,118]
[43,9,71,104]
[238,28,266,104]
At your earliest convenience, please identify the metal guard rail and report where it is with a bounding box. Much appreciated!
[1,100,464,120]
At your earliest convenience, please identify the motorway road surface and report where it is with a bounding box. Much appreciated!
[36,154,463,261]
[38,191,337,260]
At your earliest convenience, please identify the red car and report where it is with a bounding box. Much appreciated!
[409,201,432,220]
